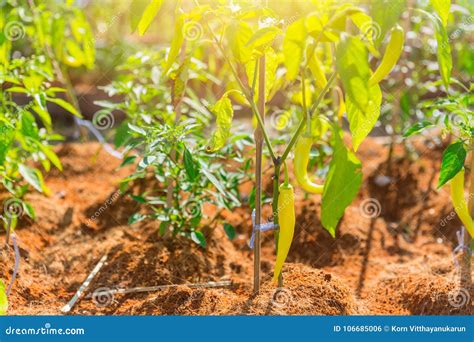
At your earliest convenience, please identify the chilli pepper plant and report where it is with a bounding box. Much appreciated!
[401,1,472,289]
[0,0,94,310]
[134,0,454,290]
[405,84,473,288]
[99,50,252,245]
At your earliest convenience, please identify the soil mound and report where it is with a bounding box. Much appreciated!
[370,274,473,315]
[244,263,358,315]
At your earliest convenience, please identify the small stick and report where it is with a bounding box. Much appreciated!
[86,280,233,298]
[61,253,108,313]
[5,216,12,246]
[6,235,20,296]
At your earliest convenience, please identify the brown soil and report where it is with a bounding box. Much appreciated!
[1,138,472,315]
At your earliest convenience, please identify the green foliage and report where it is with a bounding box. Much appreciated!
[0,1,93,230]
[438,141,467,188]
[321,128,363,237]
[136,0,163,36]
[0,280,7,315]
[418,9,452,91]
[101,50,251,245]
[403,121,434,137]
[207,93,234,152]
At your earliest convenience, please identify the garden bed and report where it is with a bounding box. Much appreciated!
[1,137,472,315]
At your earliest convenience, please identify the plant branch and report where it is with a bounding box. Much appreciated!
[205,24,276,162]
[280,72,337,163]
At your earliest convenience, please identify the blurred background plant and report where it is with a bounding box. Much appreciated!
[0,0,93,232]
[97,50,253,245]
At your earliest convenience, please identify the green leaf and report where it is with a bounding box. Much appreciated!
[346,83,382,151]
[129,213,147,225]
[21,111,39,139]
[420,9,452,92]
[226,20,253,63]
[223,223,236,240]
[121,155,137,167]
[438,141,466,188]
[245,47,278,101]
[137,0,163,35]
[200,161,240,206]
[128,123,147,136]
[249,187,256,209]
[183,146,199,181]
[430,0,450,27]
[283,18,306,80]
[37,143,63,171]
[349,11,381,58]
[403,121,434,137]
[33,105,52,131]
[130,195,147,203]
[336,35,370,111]
[47,98,82,118]
[138,156,157,170]
[321,128,363,237]
[191,230,206,248]
[18,164,50,194]
[114,120,130,147]
[23,201,36,220]
[0,122,15,165]
[130,0,151,32]
[163,15,185,75]
[371,0,406,47]
[207,93,234,151]
[0,280,7,315]
[246,26,280,49]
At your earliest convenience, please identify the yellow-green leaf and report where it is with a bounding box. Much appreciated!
[137,0,163,36]
[307,47,327,89]
[336,35,370,111]
[226,20,253,63]
[163,15,185,75]
[350,11,381,58]
[419,9,452,91]
[208,93,234,151]
[246,26,280,49]
[245,47,278,102]
[283,18,306,80]
[430,0,450,27]
[346,83,382,151]
[321,127,363,237]
[0,280,7,315]
[47,98,82,118]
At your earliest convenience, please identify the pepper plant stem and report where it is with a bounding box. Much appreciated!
[253,56,266,293]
